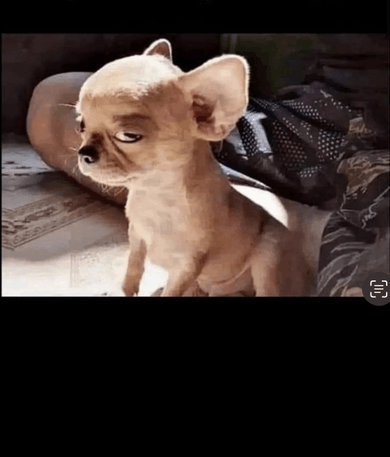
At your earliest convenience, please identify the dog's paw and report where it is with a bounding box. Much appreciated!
[122,283,140,297]
[183,283,208,297]
[151,287,164,297]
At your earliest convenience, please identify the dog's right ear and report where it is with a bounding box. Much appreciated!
[143,39,172,61]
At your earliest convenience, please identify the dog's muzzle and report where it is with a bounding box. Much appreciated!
[78,145,99,165]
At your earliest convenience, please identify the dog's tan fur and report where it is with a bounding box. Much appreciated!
[74,39,327,296]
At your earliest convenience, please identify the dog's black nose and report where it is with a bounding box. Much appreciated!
[78,145,99,164]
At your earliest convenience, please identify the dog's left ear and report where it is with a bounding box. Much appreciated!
[143,39,172,61]
[179,55,249,141]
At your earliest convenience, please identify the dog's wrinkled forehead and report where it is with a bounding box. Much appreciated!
[78,55,183,105]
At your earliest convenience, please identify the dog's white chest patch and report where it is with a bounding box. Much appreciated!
[127,190,194,267]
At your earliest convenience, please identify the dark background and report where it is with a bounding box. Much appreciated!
[2,33,388,140]
[1,34,221,138]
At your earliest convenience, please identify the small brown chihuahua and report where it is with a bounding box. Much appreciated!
[75,39,317,296]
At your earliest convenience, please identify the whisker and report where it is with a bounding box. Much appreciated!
[113,186,126,197]
[55,154,72,167]
[100,184,109,194]
[57,151,77,162]
[58,103,76,108]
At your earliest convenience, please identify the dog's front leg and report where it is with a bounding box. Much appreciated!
[122,225,146,297]
[250,227,284,297]
[161,270,199,297]
[160,255,206,297]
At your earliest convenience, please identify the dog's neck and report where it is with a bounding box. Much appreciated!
[128,139,228,194]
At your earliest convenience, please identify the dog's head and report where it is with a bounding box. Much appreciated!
[76,38,249,186]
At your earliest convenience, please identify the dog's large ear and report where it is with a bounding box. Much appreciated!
[143,39,172,61]
[179,55,249,141]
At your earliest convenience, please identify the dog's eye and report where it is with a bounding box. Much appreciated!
[115,132,143,143]
[79,119,85,132]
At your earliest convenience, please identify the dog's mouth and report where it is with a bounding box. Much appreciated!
[87,172,135,187]
[78,163,131,186]
[106,177,135,186]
